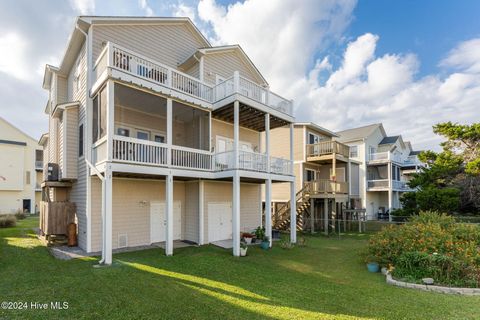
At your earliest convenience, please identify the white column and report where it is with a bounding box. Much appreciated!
[388,162,393,222]
[265,178,272,247]
[233,101,239,169]
[265,113,270,172]
[199,56,204,82]
[165,174,174,256]
[198,180,205,245]
[310,198,315,234]
[104,164,113,265]
[289,123,296,243]
[167,98,173,166]
[106,80,115,161]
[324,199,328,235]
[232,172,240,256]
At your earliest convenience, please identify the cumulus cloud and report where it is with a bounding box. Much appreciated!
[139,0,154,16]
[0,32,30,81]
[69,0,95,15]
[195,0,480,150]
[173,3,197,23]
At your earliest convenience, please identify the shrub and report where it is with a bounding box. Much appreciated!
[366,211,480,287]
[416,186,460,213]
[14,209,27,220]
[0,215,17,228]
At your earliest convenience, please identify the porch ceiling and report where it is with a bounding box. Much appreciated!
[212,103,290,131]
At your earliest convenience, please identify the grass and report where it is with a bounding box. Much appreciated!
[1,217,479,319]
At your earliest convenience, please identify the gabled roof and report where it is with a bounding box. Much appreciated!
[39,133,49,146]
[379,136,400,145]
[178,45,268,86]
[409,150,423,156]
[52,101,81,118]
[43,16,211,85]
[0,116,38,144]
[336,123,386,142]
[295,122,338,137]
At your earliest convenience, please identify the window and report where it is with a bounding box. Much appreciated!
[26,171,31,185]
[154,134,165,143]
[306,169,316,182]
[136,130,150,140]
[92,87,107,143]
[308,132,320,144]
[117,127,130,137]
[79,124,84,157]
[349,145,358,158]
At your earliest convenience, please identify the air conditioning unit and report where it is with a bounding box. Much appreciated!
[47,163,59,181]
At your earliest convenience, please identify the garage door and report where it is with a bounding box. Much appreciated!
[150,201,182,243]
[208,202,232,242]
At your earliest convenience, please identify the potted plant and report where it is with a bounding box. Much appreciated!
[261,236,270,250]
[240,241,248,256]
[254,226,265,244]
[242,232,254,244]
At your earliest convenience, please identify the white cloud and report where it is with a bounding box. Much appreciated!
[196,0,480,150]
[139,0,154,16]
[0,32,30,80]
[69,0,95,15]
[173,3,197,23]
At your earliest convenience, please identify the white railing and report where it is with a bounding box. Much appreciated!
[369,152,390,161]
[393,180,410,190]
[270,156,292,175]
[171,145,212,170]
[367,179,389,189]
[98,42,293,116]
[214,150,235,171]
[238,150,268,172]
[112,135,168,165]
[213,77,235,101]
[369,152,404,163]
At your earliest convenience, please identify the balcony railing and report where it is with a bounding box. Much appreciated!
[304,180,348,194]
[367,179,389,189]
[306,141,350,159]
[367,179,411,190]
[368,152,403,163]
[108,136,292,175]
[94,42,293,116]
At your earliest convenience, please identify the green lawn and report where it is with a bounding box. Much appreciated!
[1,217,479,320]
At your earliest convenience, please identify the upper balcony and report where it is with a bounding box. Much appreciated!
[306,140,349,164]
[93,42,293,120]
[367,179,412,191]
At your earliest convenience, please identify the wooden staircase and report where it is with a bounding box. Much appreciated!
[273,184,312,231]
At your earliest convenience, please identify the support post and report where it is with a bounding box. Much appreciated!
[324,199,328,235]
[310,198,315,234]
[265,178,272,246]
[265,113,270,172]
[332,199,336,234]
[104,164,113,265]
[388,162,393,222]
[198,180,204,245]
[233,101,239,169]
[106,80,115,161]
[167,98,173,166]
[289,123,296,243]
[165,174,174,256]
[232,172,240,256]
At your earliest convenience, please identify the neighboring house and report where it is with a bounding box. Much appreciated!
[0,117,43,214]
[336,123,425,220]
[265,122,360,233]
[40,16,296,264]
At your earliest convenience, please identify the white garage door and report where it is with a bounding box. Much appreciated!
[208,202,233,242]
[150,201,182,243]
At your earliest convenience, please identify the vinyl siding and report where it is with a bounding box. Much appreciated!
[58,116,64,177]
[92,24,205,70]
[203,181,261,242]
[184,181,199,243]
[68,42,88,250]
[64,108,79,179]
[184,62,199,79]
[266,125,303,161]
[203,51,263,86]
[57,76,68,104]
[211,119,260,151]
[90,178,186,252]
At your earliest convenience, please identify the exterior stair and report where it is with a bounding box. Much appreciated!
[273,184,311,231]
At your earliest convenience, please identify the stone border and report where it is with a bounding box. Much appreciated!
[386,273,480,295]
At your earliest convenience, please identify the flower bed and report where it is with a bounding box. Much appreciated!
[366,211,480,288]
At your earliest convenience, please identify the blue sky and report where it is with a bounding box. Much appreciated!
[0,0,479,150]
